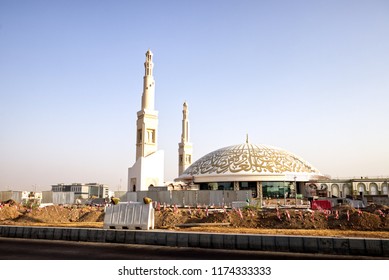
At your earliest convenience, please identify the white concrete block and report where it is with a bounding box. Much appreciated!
[103,203,155,230]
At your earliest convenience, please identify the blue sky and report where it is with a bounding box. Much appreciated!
[1,0,389,191]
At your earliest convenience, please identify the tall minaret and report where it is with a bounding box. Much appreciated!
[136,49,158,159]
[178,101,193,175]
[128,50,164,191]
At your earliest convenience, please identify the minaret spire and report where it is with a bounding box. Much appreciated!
[178,101,193,176]
[141,49,155,110]
[182,101,189,142]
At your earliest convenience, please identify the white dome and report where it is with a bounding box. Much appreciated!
[180,143,322,182]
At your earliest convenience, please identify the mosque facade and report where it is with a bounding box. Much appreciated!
[128,50,388,201]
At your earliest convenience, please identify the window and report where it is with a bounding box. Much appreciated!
[262,182,290,198]
[147,129,155,143]
[199,182,234,191]
[239,181,258,197]
[137,129,142,143]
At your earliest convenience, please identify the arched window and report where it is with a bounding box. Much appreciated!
[369,183,378,195]
[382,183,388,195]
[343,185,350,196]
[320,184,328,190]
[357,183,366,195]
[331,184,339,197]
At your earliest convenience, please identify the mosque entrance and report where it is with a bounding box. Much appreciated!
[239,182,257,197]
[262,182,291,198]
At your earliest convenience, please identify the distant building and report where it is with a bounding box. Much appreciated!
[51,183,109,199]
[304,178,389,198]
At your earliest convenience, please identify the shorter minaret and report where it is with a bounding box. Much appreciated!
[178,101,193,176]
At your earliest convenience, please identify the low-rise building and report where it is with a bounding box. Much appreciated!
[304,178,389,198]
[51,183,109,199]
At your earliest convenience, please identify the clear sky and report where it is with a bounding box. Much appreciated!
[1,0,389,191]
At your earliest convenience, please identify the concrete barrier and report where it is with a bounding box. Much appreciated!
[0,225,387,257]
[103,202,154,230]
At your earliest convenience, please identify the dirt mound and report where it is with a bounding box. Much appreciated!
[78,211,105,222]
[0,205,23,221]
[154,207,389,231]
[0,204,105,224]
[364,204,389,214]
[154,208,188,228]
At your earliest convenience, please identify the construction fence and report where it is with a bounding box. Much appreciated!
[0,191,53,204]
[19,190,253,207]
[115,190,252,207]
[0,191,23,202]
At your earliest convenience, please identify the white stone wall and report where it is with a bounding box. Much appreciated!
[128,150,164,191]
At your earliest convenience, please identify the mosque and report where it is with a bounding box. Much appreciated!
[128,50,389,201]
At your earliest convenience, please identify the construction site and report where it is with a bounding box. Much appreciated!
[1,198,388,239]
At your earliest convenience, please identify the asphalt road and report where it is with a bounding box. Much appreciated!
[0,237,384,260]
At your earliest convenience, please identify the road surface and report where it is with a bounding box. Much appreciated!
[0,237,384,260]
